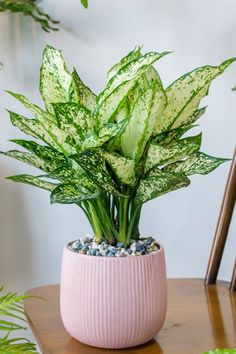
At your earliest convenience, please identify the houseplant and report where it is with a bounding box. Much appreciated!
[0,286,37,353]
[1,45,235,348]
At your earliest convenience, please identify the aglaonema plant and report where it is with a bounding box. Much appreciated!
[2,46,235,246]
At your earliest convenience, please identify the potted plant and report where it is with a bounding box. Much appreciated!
[1,45,234,349]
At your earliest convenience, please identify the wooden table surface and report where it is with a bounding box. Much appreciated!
[24,279,236,354]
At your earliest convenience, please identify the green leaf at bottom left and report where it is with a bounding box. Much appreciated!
[51,184,100,204]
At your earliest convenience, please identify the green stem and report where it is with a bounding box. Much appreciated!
[84,201,103,242]
[118,197,129,243]
[95,199,118,243]
[111,195,115,224]
[126,204,142,246]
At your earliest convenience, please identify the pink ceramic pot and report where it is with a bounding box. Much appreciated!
[60,243,167,349]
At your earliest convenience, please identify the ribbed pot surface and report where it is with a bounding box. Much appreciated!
[60,244,167,349]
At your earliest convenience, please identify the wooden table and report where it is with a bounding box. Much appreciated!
[24,279,236,354]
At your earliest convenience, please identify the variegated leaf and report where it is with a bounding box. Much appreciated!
[134,169,190,205]
[9,111,76,156]
[1,150,56,172]
[155,58,236,133]
[51,184,100,204]
[44,165,98,191]
[40,46,77,114]
[153,124,195,145]
[71,150,121,195]
[6,91,56,123]
[183,106,207,126]
[121,81,166,161]
[53,102,93,142]
[101,150,136,186]
[71,70,97,111]
[163,152,229,175]
[7,174,57,191]
[145,133,202,172]
[10,139,67,165]
[108,47,163,91]
[95,51,170,126]
[82,119,127,150]
[152,107,205,145]
[107,46,142,80]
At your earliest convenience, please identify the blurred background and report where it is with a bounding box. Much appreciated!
[0,0,235,303]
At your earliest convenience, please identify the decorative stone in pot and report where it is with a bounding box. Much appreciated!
[60,240,167,349]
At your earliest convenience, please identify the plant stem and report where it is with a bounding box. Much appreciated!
[126,204,142,246]
[84,201,103,242]
[95,199,118,243]
[118,196,129,243]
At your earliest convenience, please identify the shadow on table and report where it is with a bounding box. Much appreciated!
[65,338,163,353]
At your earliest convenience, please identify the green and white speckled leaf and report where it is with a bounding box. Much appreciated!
[95,51,170,126]
[107,47,163,94]
[53,102,93,146]
[107,46,142,80]
[120,81,166,161]
[153,124,195,145]
[101,150,136,186]
[134,169,190,205]
[72,70,96,111]
[40,46,76,114]
[10,139,67,166]
[9,111,76,156]
[7,174,56,191]
[1,150,56,172]
[82,119,127,150]
[145,133,202,172]
[6,91,56,123]
[71,150,121,195]
[51,184,100,204]
[45,165,97,191]
[183,106,207,126]
[163,152,229,175]
[155,58,236,133]
[203,349,236,354]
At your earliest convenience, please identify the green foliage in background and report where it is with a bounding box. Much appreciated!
[2,46,235,245]
[0,286,38,353]
[203,349,236,354]
[0,0,59,32]
[0,0,88,32]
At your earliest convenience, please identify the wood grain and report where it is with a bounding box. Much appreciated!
[24,279,236,354]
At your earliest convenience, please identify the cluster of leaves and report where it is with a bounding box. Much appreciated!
[2,45,235,245]
[204,349,236,354]
[0,0,89,32]
[0,286,38,353]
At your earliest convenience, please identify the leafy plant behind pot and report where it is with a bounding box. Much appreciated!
[203,349,236,354]
[0,286,38,353]
[0,0,88,32]
[2,45,235,245]
[0,0,60,32]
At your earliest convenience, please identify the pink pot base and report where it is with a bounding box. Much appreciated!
[60,244,167,349]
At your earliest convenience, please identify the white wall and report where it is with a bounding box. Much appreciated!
[0,0,235,295]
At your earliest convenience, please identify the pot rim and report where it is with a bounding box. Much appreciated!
[65,239,164,260]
